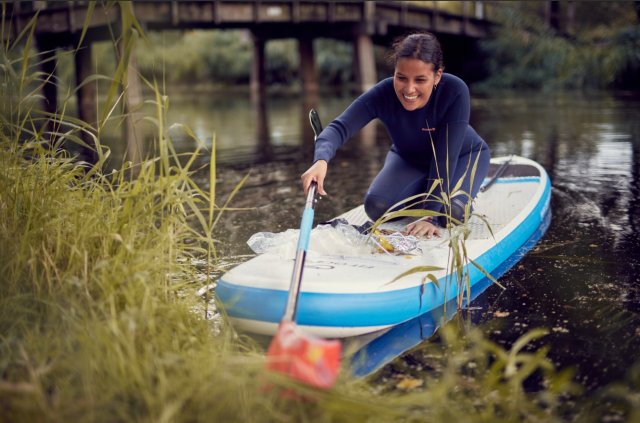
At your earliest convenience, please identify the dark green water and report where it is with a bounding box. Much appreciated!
[109,87,640,392]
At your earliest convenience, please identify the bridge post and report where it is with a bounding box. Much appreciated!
[354,32,376,92]
[74,43,98,160]
[353,2,377,92]
[40,48,58,119]
[119,41,145,165]
[298,35,318,95]
[35,33,60,147]
[252,92,273,162]
[250,31,266,102]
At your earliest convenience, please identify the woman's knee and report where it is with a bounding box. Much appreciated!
[364,193,390,221]
[438,197,469,227]
[451,197,467,223]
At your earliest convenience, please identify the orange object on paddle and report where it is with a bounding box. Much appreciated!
[264,110,341,388]
[266,320,341,389]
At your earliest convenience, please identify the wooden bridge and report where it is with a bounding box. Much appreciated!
[3,1,492,160]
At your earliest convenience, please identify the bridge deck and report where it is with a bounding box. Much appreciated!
[5,1,490,43]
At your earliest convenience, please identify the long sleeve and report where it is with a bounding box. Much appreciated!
[313,86,383,163]
[424,87,470,212]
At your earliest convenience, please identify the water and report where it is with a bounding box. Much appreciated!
[110,87,640,392]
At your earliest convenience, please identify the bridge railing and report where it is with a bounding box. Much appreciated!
[7,1,493,18]
[3,1,494,40]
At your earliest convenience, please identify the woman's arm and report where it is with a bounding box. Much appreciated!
[425,79,471,213]
[304,81,386,194]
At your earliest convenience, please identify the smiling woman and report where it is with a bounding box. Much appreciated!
[301,32,491,238]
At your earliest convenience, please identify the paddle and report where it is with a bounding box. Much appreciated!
[480,155,513,192]
[264,109,341,389]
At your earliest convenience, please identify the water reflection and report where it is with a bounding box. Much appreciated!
[104,87,640,391]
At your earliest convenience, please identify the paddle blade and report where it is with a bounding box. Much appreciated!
[266,320,341,389]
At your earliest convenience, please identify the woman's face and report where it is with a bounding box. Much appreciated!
[393,58,442,111]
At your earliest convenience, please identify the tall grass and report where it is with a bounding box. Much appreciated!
[1,3,631,422]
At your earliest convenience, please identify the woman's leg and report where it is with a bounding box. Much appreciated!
[364,146,491,224]
[445,146,491,225]
[364,150,430,221]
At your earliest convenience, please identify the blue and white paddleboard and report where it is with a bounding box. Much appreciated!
[217,156,551,338]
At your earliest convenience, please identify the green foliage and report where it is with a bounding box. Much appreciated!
[316,38,355,86]
[608,25,640,89]
[0,150,583,420]
[134,30,240,84]
[265,39,298,85]
[136,30,253,85]
[135,30,303,86]
[479,2,640,91]
[134,31,357,88]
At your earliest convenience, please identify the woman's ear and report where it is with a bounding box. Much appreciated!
[435,68,443,85]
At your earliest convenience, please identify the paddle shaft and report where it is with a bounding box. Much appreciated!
[282,110,323,322]
[480,155,513,192]
[283,182,317,322]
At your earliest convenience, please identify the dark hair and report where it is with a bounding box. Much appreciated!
[387,32,444,72]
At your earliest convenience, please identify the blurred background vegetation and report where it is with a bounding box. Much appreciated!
[479,1,640,91]
[53,1,640,94]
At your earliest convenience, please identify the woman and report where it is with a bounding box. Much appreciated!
[301,32,491,238]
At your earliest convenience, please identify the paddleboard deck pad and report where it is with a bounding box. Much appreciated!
[217,156,551,338]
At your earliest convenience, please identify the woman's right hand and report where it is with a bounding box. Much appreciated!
[301,160,328,196]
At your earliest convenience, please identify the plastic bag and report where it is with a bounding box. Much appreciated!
[370,230,422,256]
[247,221,422,257]
[247,222,371,257]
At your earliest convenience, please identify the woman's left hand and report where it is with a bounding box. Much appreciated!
[406,219,440,238]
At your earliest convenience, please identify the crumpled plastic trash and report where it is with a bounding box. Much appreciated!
[370,230,422,256]
[247,220,423,257]
[246,222,371,258]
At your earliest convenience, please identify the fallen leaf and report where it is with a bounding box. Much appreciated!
[396,377,423,390]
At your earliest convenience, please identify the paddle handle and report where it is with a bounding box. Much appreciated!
[309,109,323,140]
[283,181,317,322]
[480,155,513,192]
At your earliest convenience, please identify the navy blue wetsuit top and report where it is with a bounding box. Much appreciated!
[314,73,489,211]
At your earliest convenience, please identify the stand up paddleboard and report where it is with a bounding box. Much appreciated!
[217,155,551,338]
